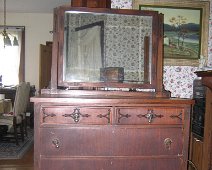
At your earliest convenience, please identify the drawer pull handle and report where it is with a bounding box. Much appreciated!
[194,138,200,142]
[117,109,131,123]
[52,138,60,148]
[164,138,172,150]
[62,108,90,123]
[137,109,163,123]
[97,109,111,123]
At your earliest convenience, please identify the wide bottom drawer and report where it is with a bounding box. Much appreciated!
[40,157,182,170]
[40,127,183,156]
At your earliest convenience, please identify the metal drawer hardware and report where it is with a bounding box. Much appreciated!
[194,138,200,142]
[170,112,182,120]
[164,138,173,150]
[42,108,56,122]
[52,138,60,148]
[97,109,111,123]
[62,108,90,123]
[137,109,164,123]
[117,109,131,123]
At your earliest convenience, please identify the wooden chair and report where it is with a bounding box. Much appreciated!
[0,82,30,145]
[21,82,30,137]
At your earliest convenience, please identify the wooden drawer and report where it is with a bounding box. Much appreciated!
[40,157,182,170]
[40,127,183,157]
[116,107,184,125]
[40,105,112,125]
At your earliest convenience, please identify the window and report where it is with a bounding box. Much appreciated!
[0,26,25,86]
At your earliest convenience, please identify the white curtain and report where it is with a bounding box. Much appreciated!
[0,30,21,86]
[67,25,102,82]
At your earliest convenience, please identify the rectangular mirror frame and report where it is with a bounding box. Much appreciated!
[50,6,168,97]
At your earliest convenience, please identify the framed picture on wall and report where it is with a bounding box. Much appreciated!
[140,5,202,59]
[133,1,210,65]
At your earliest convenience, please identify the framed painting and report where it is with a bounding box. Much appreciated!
[133,1,209,65]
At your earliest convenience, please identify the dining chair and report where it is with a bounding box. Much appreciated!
[21,82,30,137]
[0,82,31,145]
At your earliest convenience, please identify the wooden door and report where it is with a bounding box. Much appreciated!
[39,42,52,90]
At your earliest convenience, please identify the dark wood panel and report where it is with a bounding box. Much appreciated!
[192,71,212,170]
[40,106,112,125]
[189,135,203,170]
[39,42,52,90]
[40,157,181,170]
[116,107,183,125]
[40,127,183,156]
[71,0,111,8]
[32,97,192,170]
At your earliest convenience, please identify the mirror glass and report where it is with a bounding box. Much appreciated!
[63,11,153,85]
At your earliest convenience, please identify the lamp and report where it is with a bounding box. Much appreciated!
[0,0,19,47]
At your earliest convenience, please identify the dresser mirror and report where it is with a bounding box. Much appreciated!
[63,11,152,85]
[54,7,164,94]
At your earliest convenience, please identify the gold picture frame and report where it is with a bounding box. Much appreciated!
[133,0,210,66]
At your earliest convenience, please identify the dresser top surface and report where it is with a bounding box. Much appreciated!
[30,93,194,105]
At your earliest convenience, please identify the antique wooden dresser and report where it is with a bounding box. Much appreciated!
[31,0,194,169]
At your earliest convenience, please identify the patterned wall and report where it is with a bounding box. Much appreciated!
[105,15,152,82]
[208,1,212,67]
[111,0,212,98]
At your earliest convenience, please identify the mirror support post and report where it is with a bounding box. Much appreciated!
[144,36,150,84]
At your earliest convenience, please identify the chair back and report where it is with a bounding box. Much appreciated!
[13,82,30,117]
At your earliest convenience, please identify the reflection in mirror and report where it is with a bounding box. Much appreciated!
[63,11,152,84]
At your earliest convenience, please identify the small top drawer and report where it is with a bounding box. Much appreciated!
[116,107,184,125]
[40,105,112,125]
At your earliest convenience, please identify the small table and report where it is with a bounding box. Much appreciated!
[0,87,16,106]
[0,99,12,113]
[0,100,12,139]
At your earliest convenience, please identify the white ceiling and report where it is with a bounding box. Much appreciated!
[0,0,71,13]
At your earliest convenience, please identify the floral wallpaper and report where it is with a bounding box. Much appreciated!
[105,15,152,81]
[111,0,132,9]
[163,66,198,98]
[111,0,212,98]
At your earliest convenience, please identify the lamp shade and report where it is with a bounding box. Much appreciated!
[4,34,12,46]
[13,37,19,46]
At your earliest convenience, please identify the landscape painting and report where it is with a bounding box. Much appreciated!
[139,5,202,59]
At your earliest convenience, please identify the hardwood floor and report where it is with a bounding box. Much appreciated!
[0,145,34,170]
